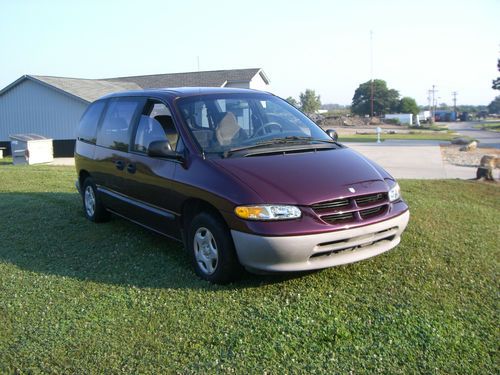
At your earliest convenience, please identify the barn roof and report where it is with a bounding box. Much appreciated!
[0,68,269,103]
[104,68,269,89]
[31,76,142,102]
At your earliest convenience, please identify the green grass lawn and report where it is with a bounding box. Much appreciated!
[0,156,12,165]
[339,132,457,143]
[0,164,498,373]
[476,122,500,132]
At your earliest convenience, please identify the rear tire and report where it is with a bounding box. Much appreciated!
[188,212,241,284]
[82,177,109,222]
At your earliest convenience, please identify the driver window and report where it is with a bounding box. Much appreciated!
[133,101,178,153]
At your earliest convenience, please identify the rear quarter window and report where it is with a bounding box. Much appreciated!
[96,98,144,152]
[77,100,106,144]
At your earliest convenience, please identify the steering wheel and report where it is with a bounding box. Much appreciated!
[252,122,283,137]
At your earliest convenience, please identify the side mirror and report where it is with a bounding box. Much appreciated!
[326,129,338,141]
[147,140,184,161]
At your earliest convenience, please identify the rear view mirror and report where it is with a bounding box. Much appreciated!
[326,129,338,141]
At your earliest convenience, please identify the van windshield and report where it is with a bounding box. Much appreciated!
[176,94,332,156]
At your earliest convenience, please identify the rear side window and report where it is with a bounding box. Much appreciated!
[77,100,105,144]
[97,98,143,152]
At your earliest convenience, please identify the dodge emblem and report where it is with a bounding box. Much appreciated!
[348,187,356,193]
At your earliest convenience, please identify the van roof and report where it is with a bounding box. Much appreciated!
[98,87,273,100]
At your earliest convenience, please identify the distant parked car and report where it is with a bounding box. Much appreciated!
[75,88,409,283]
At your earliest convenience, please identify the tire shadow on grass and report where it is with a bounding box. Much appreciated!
[0,192,313,290]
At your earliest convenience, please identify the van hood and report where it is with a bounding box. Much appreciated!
[212,147,393,205]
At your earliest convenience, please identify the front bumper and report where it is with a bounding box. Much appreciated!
[231,210,410,272]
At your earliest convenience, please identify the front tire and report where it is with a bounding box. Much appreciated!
[82,177,109,222]
[188,212,241,284]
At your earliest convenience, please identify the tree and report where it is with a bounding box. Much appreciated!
[285,96,299,108]
[399,97,419,115]
[299,89,321,113]
[351,79,400,116]
[493,59,500,90]
[487,96,500,114]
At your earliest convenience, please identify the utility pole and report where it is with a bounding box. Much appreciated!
[452,91,458,119]
[430,85,438,122]
[370,30,374,119]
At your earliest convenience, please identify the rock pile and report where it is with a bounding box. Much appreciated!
[476,154,500,181]
[460,141,478,152]
[451,137,472,145]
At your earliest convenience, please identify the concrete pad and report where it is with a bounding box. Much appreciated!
[48,157,75,166]
[343,140,476,180]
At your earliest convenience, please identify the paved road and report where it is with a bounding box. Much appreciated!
[448,121,500,148]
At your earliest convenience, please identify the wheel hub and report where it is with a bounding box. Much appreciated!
[84,186,96,217]
[194,227,219,275]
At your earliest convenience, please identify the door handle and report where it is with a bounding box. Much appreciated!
[115,160,125,170]
[127,163,136,174]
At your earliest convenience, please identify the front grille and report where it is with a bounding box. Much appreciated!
[360,205,386,219]
[311,198,349,211]
[355,193,385,206]
[322,212,354,224]
[311,192,388,225]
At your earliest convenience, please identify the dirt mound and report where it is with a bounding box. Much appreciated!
[320,116,381,127]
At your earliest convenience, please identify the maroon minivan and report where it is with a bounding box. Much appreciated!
[75,88,409,283]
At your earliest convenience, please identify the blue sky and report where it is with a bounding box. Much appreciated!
[1,0,499,105]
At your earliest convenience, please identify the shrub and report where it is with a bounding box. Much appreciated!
[384,118,400,125]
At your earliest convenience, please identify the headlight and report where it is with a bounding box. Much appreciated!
[388,183,401,202]
[234,205,302,220]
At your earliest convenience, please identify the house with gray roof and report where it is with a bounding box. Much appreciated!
[0,68,270,156]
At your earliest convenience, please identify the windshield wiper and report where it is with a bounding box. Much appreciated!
[278,136,337,144]
[224,136,337,157]
[223,141,279,157]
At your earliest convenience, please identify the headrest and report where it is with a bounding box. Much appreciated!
[216,112,240,146]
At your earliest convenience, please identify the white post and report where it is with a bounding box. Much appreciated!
[376,126,381,143]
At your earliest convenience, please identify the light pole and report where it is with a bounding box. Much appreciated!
[370,30,374,119]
